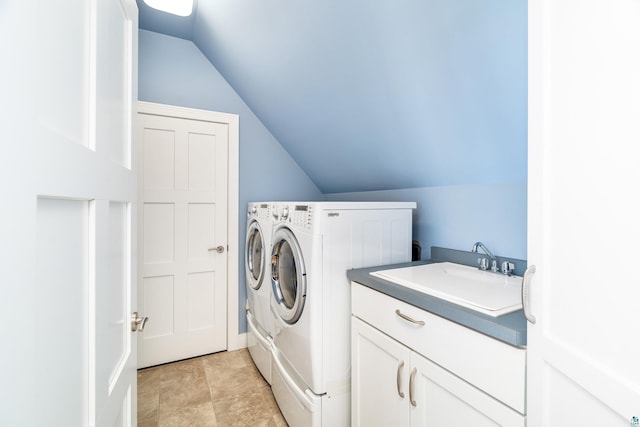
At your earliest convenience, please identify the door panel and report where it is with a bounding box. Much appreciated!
[143,203,175,265]
[138,110,229,367]
[187,271,218,330]
[188,133,218,191]
[36,0,90,147]
[142,276,175,338]
[35,198,90,426]
[95,199,136,426]
[528,0,640,425]
[96,0,132,167]
[103,201,130,388]
[188,203,216,268]
[143,128,175,190]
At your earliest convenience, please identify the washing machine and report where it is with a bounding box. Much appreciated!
[269,201,416,426]
[245,202,274,384]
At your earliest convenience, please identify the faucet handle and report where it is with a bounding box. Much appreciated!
[477,257,489,271]
[501,261,515,275]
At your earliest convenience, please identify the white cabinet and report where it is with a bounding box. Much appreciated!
[351,283,525,427]
[352,318,410,427]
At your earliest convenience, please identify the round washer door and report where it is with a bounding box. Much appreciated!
[245,220,266,290]
[271,227,306,324]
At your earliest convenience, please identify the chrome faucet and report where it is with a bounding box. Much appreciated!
[472,241,498,272]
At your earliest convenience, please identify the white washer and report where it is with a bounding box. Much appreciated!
[269,201,416,426]
[245,202,274,384]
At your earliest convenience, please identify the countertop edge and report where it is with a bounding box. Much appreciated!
[347,260,527,348]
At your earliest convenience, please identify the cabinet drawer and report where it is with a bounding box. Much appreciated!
[352,282,526,414]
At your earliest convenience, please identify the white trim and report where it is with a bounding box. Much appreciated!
[229,332,248,351]
[136,101,242,352]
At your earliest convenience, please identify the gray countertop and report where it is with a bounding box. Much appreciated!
[347,260,527,347]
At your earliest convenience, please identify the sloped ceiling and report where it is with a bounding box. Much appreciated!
[137,0,527,194]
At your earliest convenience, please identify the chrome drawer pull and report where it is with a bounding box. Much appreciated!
[397,360,405,398]
[395,309,425,326]
[409,367,417,407]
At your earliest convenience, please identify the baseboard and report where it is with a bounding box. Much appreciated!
[228,332,248,351]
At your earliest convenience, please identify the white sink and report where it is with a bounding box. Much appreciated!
[370,262,523,317]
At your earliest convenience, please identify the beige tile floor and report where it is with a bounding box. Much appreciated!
[137,349,288,427]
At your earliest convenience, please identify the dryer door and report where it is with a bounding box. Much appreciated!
[246,220,266,290]
[271,227,306,324]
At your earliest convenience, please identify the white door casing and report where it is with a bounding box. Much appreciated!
[527,1,640,425]
[0,0,139,425]
[137,102,241,368]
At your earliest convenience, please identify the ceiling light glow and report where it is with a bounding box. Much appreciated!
[143,0,193,17]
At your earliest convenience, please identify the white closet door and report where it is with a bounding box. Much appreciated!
[137,106,230,368]
[527,1,640,425]
[0,0,139,425]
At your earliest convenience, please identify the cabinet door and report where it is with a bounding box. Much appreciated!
[410,353,525,427]
[528,1,640,425]
[352,318,410,427]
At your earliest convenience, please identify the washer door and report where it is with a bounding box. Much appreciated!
[245,220,266,290]
[271,227,306,324]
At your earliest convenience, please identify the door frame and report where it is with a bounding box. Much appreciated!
[137,101,243,351]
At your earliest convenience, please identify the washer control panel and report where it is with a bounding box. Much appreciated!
[273,203,312,230]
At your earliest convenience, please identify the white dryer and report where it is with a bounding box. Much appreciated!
[245,202,274,384]
[269,201,416,427]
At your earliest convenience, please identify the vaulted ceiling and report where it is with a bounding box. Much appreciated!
[137,0,527,194]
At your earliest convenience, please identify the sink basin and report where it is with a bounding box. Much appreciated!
[370,262,523,317]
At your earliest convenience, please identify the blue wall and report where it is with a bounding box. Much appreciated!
[138,29,527,336]
[189,0,528,194]
[325,182,527,261]
[138,30,323,333]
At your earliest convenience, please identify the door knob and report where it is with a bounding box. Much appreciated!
[208,245,225,254]
[131,312,149,332]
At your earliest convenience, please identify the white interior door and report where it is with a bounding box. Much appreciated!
[0,0,139,425]
[527,1,640,425]
[137,103,233,368]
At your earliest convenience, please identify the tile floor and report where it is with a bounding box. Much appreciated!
[137,349,287,427]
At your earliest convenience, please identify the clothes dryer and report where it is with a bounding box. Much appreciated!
[245,202,274,384]
[269,201,416,426]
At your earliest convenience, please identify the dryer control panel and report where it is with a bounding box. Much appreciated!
[248,203,270,221]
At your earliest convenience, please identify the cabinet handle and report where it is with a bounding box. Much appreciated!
[395,309,425,326]
[409,367,417,407]
[397,360,405,398]
[522,265,537,324]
